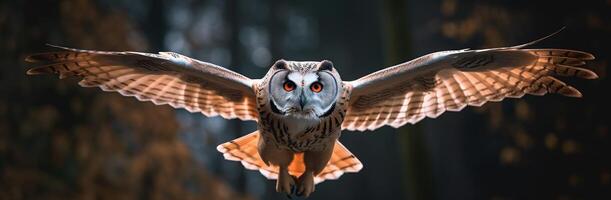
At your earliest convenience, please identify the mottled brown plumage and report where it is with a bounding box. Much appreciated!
[343,48,596,131]
[27,32,599,197]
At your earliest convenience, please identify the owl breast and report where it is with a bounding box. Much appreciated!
[255,84,351,152]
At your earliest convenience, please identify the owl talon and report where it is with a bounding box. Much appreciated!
[297,171,315,198]
[276,169,295,194]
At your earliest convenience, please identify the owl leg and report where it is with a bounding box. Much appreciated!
[277,164,296,195]
[298,141,335,197]
[258,139,295,194]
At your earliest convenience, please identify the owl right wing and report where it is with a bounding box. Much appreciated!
[27,45,259,121]
[342,41,597,131]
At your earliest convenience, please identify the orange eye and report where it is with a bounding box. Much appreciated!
[283,81,296,92]
[310,82,323,93]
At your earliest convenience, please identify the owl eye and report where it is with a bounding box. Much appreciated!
[310,82,323,93]
[283,81,296,92]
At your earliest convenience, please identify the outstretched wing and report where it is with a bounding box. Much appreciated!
[26,45,259,121]
[342,44,597,131]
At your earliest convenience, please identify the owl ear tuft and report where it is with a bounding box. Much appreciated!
[319,60,334,71]
[273,59,288,70]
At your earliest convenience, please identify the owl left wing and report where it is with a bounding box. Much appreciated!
[27,45,259,121]
[342,45,597,131]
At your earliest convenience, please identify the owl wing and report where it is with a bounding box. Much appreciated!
[26,45,259,121]
[342,41,597,131]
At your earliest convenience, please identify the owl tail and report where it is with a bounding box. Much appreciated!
[216,131,363,184]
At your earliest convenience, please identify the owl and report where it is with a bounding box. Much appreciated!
[26,32,598,197]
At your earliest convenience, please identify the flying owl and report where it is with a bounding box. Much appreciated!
[26,32,598,197]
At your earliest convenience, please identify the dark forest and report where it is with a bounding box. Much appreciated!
[1,0,609,199]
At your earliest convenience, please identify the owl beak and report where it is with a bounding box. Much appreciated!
[299,90,307,110]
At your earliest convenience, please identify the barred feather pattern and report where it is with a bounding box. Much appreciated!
[342,49,597,131]
[26,46,259,121]
[254,82,351,152]
[216,131,362,184]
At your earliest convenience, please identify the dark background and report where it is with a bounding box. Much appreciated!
[1,0,609,199]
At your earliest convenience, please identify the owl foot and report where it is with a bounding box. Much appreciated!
[296,171,314,198]
[276,168,296,194]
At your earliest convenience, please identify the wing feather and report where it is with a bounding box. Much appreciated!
[27,45,258,121]
[343,47,597,131]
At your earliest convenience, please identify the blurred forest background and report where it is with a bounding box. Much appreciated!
[1,0,609,199]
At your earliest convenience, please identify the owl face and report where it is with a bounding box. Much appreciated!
[268,60,342,119]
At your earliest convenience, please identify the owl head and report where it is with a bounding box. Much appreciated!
[267,60,342,119]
